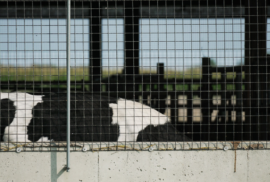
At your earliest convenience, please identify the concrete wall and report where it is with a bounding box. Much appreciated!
[0,150,269,182]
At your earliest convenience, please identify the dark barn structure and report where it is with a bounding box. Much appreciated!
[0,0,270,144]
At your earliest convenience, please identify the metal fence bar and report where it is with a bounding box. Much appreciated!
[0,0,269,153]
[66,0,71,172]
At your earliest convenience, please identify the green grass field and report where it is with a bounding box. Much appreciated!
[0,66,244,81]
[0,66,90,81]
[0,66,245,91]
[0,66,204,81]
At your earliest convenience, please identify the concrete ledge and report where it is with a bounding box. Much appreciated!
[0,150,270,182]
[1,141,270,152]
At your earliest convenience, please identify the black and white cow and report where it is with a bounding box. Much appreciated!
[0,92,190,142]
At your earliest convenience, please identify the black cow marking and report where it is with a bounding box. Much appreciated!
[28,94,119,142]
[0,99,16,141]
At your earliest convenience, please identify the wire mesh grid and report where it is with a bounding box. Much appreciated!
[0,0,270,152]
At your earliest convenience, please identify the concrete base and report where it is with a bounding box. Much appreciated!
[0,150,269,182]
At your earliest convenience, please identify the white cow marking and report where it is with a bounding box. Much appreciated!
[1,92,44,142]
[110,98,169,142]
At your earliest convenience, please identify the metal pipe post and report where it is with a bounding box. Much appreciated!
[66,0,71,172]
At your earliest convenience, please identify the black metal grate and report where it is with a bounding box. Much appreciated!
[0,0,269,152]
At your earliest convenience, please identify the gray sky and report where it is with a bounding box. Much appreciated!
[102,19,124,71]
[267,19,270,54]
[0,19,89,67]
[0,18,249,71]
[140,18,245,70]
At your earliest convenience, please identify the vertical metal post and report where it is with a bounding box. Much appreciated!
[244,0,267,140]
[66,0,71,172]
